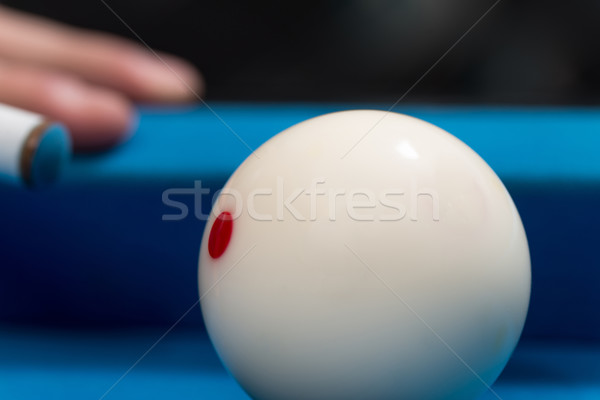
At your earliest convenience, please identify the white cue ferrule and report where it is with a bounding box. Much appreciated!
[0,103,71,187]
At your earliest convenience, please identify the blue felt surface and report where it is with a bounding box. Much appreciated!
[65,104,600,183]
[1,104,599,399]
[0,327,249,400]
[0,327,598,399]
[0,104,599,342]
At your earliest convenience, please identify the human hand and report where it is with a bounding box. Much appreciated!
[0,6,203,151]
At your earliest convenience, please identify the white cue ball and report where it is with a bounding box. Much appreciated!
[199,110,530,400]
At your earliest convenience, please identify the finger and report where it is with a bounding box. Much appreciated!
[0,61,136,151]
[0,6,203,102]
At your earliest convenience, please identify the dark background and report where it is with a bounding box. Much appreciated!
[4,0,600,104]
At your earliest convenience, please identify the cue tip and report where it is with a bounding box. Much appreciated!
[20,122,71,188]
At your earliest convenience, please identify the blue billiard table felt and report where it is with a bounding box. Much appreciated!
[66,103,600,184]
[1,103,599,398]
[0,327,598,399]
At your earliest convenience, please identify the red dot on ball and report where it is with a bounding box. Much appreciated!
[208,212,234,259]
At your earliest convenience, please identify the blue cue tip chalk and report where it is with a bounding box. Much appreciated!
[22,123,71,188]
[0,104,71,188]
